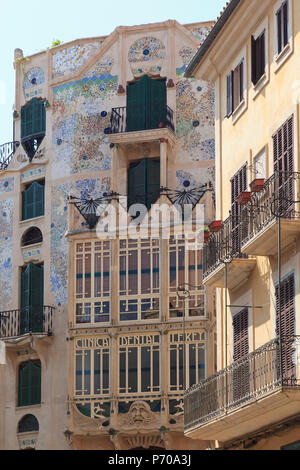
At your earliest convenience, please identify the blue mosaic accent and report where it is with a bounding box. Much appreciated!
[128,37,165,77]
[0,198,13,308]
[23,67,45,90]
[0,177,14,194]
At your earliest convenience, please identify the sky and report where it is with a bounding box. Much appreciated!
[0,0,226,145]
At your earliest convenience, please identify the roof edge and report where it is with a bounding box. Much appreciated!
[185,0,242,78]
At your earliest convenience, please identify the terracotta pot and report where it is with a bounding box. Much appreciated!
[250,178,265,192]
[204,231,210,243]
[209,220,222,233]
[238,192,252,205]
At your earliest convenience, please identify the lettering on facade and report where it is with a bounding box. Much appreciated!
[119,335,160,346]
[169,332,203,343]
[75,337,110,349]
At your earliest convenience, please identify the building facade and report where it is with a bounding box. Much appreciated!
[184,0,300,451]
[0,20,216,450]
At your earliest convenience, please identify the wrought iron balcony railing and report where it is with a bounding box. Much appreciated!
[110,105,175,134]
[241,171,300,246]
[184,336,300,432]
[0,306,54,339]
[0,141,20,171]
[203,215,247,280]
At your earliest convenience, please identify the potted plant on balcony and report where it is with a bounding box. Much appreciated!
[238,192,252,205]
[250,178,265,193]
[209,220,222,233]
[203,227,210,243]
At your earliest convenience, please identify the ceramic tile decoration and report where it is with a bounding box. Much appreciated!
[21,167,45,183]
[176,78,215,162]
[0,177,14,194]
[176,46,196,77]
[87,56,114,76]
[0,198,13,309]
[52,73,118,178]
[128,37,166,77]
[23,248,41,263]
[191,26,210,43]
[23,67,45,90]
[52,42,103,79]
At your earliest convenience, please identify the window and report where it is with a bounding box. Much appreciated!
[119,334,160,395]
[119,239,159,321]
[21,98,46,161]
[168,237,204,319]
[226,61,244,117]
[18,414,39,433]
[251,31,266,85]
[127,158,160,211]
[233,309,249,402]
[21,263,44,335]
[22,180,45,221]
[75,337,110,397]
[169,332,205,392]
[231,164,247,255]
[276,1,289,55]
[18,360,41,407]
[21,227,43,247]
[75,241,111,324]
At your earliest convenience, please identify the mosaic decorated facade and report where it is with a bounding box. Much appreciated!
[0,19,215,450]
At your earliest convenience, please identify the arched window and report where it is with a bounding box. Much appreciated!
[18,360,41,407]
[21,227,43,247]
[18,414,39,433]
[21,98,46,161]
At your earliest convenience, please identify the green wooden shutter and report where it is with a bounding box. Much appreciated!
[20,263,44,334]
[147,78,166,130]
[18,361,41,407]
[126,76,147,132]
[21,267,31,334]
[146,159,160,208]
[34,181,45,217]
[128,159,147,208]
[30,264,44,333]
[21,99,46,141]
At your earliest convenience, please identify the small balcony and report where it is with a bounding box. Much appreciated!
[0,306,54,341]
[241,172,300,256]
[110,105,175,135]
[202,216,256,289]
[184,336,300,443]
[0,141,20,171]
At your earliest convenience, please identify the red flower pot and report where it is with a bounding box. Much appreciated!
[238,192,252,205]
[250,178,265,192]
[204,231,210,243]
[209,220,222,233]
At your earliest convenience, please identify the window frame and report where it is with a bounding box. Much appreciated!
[75,241,111,326]
[225,46,247,123]
[251,18,269,98]
[274,0,293,71]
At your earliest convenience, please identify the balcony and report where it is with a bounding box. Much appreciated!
[202,216,256,289]
[241,172,300,256]
[110,105,175,135]
[184,337,300,443]
[0,306,54,341]
[0,141,20,171]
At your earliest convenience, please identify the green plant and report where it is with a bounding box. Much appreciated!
[51,39,63,48]
[159,426,168,433]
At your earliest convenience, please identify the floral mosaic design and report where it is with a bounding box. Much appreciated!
[0,198,13,309]
[52,42,102,79]
[176,46,196,77]
[176,78,215,162]
[0,177,14,194]
[52,73,118,177]
[21,167,45,183]
[128,37,166,77]
[191,26,210,43]
[50,178,111,306]
[23,67,45,90]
